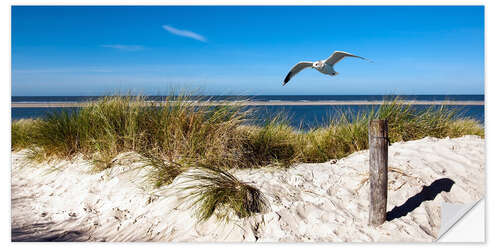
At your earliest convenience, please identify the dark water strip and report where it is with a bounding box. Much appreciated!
[11,105,484,130]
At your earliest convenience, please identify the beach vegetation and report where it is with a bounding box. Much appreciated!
[11,95,484,168]
[11,95,484,221]
[11,118,36,152]
[180,165,268,222]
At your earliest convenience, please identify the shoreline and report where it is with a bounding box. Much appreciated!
[11,100,485,108]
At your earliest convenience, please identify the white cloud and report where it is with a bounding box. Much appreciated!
[162,25,207,42]
[13,68,113,73]
[101,44,144,51]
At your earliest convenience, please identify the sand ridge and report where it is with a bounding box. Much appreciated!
[11,135,485,242]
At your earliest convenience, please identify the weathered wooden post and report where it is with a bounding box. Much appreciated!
[368,119,388,227]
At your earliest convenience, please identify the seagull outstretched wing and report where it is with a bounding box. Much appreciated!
[283,61,314,85]
[324,51,369,66]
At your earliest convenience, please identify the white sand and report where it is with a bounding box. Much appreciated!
[11,135,485,242]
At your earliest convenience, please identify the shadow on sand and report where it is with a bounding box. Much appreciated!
[386,178,455,221]
[11,222,88,242]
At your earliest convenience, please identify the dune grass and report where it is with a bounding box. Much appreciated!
[180,166,268,222]
[296,101,484,163]
[241,115,300,167]
[11,95,484,168]
[11,119,36,152]
[140,152,187,188]
[11,95,484,221]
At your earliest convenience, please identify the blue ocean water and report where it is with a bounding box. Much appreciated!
[11,95,484,129]
[11,95,484,103]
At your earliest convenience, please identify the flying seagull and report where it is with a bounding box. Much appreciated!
[283,51,370,85]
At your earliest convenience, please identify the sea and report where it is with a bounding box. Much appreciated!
[11,95,485,129]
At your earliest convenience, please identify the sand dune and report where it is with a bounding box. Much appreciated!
[11,135,484,242]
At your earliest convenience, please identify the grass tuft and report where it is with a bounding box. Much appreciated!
[141,152,187,188]
[242,114,299,167]
[181,166,268,222]
[11,119,37,151]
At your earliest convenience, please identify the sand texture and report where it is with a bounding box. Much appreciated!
[11,135,485,242]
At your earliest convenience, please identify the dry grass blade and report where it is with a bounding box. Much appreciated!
[140,152,187,188]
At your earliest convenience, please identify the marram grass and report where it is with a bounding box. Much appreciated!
[11,95,484,221]
[11,119,36,152]
[180,165,268,222]
[140,152,187,188]
[11,95,484,169]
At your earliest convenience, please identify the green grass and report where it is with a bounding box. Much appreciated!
[11,119,36,151]
[294,100,484,163]
[140,152,187,188]
[12,96,484,169]
[11,96,484,168]
[11,95,484,222]
[180,165,268,222]
[241,114,300,167]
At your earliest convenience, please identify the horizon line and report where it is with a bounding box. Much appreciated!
[11,94,485,97]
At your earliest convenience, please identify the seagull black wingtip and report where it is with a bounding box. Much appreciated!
[283,73,292,86]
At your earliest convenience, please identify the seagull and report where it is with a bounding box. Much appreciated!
[282,51,370,85]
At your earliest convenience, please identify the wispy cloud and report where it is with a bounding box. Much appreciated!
[13,68,113,74]
[162,25,207,42]
[101,44,145,51]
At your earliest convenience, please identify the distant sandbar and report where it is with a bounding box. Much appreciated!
[11,100,484,108]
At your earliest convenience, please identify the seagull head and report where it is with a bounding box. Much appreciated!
[313,62,321,68]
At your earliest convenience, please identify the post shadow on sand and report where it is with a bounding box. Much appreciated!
[386,178,455,221]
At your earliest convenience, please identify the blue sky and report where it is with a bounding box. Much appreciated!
[12,6,484,96]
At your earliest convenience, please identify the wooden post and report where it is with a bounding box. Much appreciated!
[368,119,388,227]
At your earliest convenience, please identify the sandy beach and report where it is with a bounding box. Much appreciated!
[11,100,485,108]
[11,135,484,242]
[10,5,486,244]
